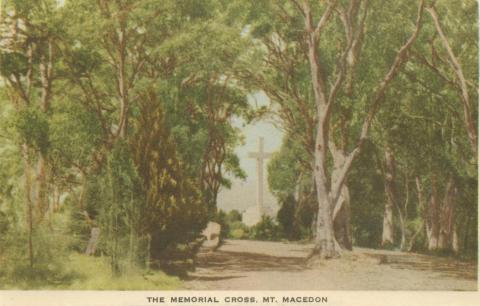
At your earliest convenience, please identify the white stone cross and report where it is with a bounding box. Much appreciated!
[248,137,273,216]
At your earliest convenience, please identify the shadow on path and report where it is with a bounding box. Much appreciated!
[364,252,477,281]
[184,241,477,290]
[184,248,307,282]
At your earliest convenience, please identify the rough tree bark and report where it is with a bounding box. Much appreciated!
[22,144,34,267]
[331,148,352,250]
[426,176,459,253]
[381,146,395,246]
[398,174,409,251]
[408,176,426,251]
[333,185,352,250]
[33,37,55,222]
[438,177,459,253]
[300,0,337,258]
[426,177,440,250]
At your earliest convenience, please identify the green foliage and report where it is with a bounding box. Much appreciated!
[212,209,228,240]
[267,136,303,201]
[276,194,301,241]
[0,218,74,289]
[226,209,243,224]
[0,251,181,290]
[64,253,181,290]
[0,0,478,290]
[249,216,281,241]
[0,211,9,235]
[268,135,316,241]
[12,108,50,154]
[132,102,207,259]
[228,221,250,240]
[66,204,91,253]
[49,99,102,170]
[87,141,146,273]
[214,209,250,240]
[0,52,29,77]
[349,142,385,248]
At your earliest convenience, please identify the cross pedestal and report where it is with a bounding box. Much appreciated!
[248,137,273,216]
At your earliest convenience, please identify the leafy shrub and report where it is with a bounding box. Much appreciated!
[226,210,242,223]
[228,221,250,239]
[0,219,74,289]
[212,209,228,240]
[249,216,281,241]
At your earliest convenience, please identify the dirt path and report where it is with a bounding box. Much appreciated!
[183,239,477,290]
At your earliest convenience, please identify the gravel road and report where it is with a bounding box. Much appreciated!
[183,239,477,290]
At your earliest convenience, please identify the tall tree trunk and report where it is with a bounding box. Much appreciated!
[427,176,458,252]
[304,2,338,258]
[312,112,338,258]
[333,185,352,250]
[398,212,406,251]
[22,144,34,268]
[439,176,458,252]
[299,0,424,259]
[33,153,48,219]
[314,191,337,258]
[427,179,440,250]
[408,176,426,251]
[34,39,54,221]
[382,201,395,246]
[117,15,128,139]
[331,148,352,250]
[382,146,395,246]
[398,173,412,251]
[451,225,459,254]
[462,215,471,252]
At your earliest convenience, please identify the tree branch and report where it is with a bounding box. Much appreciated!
[426,5,477,156]
[330,0,425,212]
[314,0,338,40]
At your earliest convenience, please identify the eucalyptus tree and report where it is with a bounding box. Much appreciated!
[0,0,67,267]
[412,0,477,253]
[297,0,426,258]
[59,0,251,266]
[163,13,250,216]
[242,0,425,258]
[375,74,474,253]
[238,1,349,247]
[59,0,179,269]
[422,1,478,157]
[372,0,477,253]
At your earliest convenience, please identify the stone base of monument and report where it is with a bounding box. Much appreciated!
[242,205,279,227]
[242,206,262,227]
[200,222,221,250]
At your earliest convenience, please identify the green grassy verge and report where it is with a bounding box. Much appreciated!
[1,253,182,290]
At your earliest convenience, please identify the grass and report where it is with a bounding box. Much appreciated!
[65,253,182,290]
[0,253,182,290]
